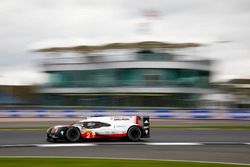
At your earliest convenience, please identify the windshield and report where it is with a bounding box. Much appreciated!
[71,121,111,129]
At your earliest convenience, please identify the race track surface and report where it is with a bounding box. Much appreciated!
[0,129,250,164]
[1,118,250,127]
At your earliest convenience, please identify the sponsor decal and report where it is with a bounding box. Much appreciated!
[112,116,132,121]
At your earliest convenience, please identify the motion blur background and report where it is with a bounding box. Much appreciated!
[1,1,250,166]
[0,0,250,115]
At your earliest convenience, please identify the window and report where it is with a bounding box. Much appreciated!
[82,122,111,129]
[137,50,173,61]
[46,69,209,89]
[144,74,160,86]
[99,122,111,127]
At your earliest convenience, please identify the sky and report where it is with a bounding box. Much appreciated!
[0,0,250,85]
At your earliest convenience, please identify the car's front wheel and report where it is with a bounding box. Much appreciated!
[66,127,81,142]
[127,126,141,141]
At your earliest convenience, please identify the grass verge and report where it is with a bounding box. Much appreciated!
[0,158,249,167]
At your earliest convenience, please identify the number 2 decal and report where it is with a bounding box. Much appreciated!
[86,132,91,138]
[84,130,95,139]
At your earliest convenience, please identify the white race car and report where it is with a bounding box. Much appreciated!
[47,116,150,142]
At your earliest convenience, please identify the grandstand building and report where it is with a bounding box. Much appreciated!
[36,41,214,108]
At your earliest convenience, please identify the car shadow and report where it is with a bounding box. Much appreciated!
[47,138,148,143]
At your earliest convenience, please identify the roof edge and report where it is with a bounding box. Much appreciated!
[34,41,201,53]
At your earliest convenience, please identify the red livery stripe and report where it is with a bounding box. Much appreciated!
[81,132,127,139]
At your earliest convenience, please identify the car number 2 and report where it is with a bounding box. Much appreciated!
[84,130,95,138]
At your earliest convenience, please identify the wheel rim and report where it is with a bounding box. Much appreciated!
[67,129,79,141]
[129,128,141,140]
[69,130,77,138]
[131,130,139,138]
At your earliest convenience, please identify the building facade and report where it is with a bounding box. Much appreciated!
[36,41,214,108]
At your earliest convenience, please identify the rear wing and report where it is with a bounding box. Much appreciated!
[142,116,150,137]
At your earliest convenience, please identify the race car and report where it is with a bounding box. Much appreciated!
[47,116,150,142]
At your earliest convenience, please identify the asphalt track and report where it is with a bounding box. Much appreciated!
[1,118,250,127]
[0,129,250,164]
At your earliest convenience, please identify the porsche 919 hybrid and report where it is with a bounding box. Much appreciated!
[47,116,150,142]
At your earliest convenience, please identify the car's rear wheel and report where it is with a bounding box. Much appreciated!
[127,126,141,141]
[66,127,81,142]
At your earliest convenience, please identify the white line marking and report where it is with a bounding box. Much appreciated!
[1,142,250,148]
[36,143,96,147]
[145,142,203,146]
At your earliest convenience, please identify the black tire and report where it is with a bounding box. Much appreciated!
[65,127,81,142]
[127,126,141,141]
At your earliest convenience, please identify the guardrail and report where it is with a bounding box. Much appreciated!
[0,109,249,120]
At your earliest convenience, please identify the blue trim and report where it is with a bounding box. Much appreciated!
[229,110,249,119]
[231,116,249,119]
[63,110,75,113]
[8,110,19,117]
[0,109,249,119]
[35,110,47,117]
[190,110,209,113]
[155,110,172,113]
[190,110,211,119]
[229,110,249,113]
[122,110,138,113]
[155,115,175,118]
[191,115,211,119]
[63,110,76,118]
[92,110,106,113]
[154,110,174,118]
